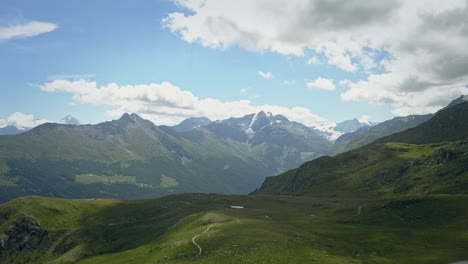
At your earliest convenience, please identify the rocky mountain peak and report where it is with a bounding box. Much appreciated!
[444,94,468,109]
[334,118,371,133]
[172,117,212,132]
[59,115,80,125]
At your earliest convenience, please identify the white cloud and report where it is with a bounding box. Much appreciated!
[358,115,372,124]
[307,56,321,65]
[258,71,273,79]
[239,88,248,94]
[306,77,336,91]
[164,0,468,116]
[0,21,58,42]
[39,79,326,126]
[0,112,49,130]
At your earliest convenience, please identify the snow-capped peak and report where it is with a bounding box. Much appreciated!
[310,122,343,141]
[59,115,80,125]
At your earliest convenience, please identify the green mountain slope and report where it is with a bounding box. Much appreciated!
[332,114,432,154]
[333,96,468,154]
[256,102,468,197]
[0,114,277,203]
[376,101,468,144]
[1,194,467,264]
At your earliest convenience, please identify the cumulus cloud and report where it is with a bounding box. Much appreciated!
[0,21,58,42]
[163,0,398,70]
[258,71,273,79]
[306,77,336,91]
[0,112,49,130]
[163,0,468,116]
[39,79,326,126]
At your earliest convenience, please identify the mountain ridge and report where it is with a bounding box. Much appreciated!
[0,113,279,203]
[255,101,468,197]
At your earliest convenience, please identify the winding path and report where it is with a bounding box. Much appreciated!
[192,224,214,257]
[348,205,366,219]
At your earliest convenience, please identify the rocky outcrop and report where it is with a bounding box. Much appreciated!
[0,215,50,258]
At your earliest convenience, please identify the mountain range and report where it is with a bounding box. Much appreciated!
[0,113,279,203]
[171,117,212,132]
[0,97,467,263]
[0,111,349,203]
[1,97,467,203]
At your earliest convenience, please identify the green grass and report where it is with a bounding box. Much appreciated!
[257,139,468,198]
[160,175,179,188]
[1,194,467,264]
[385,142,448,159]
[75,174,137,184]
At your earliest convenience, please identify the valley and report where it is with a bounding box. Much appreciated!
[1,194,467,264]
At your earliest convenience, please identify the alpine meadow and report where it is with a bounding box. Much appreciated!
[0,1,467,263]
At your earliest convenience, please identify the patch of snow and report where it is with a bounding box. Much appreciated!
[311,122,343,141]
[245,111,260,134]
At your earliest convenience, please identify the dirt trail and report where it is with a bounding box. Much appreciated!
[310,214,329,219]
[192,224,214,257]
[348,205,366,219]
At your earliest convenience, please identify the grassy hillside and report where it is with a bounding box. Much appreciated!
[256,140,468,197]
[332,114,432,154]
[376,102,468,145]
[0,114,278,203]
[1,194,467,264]
[333,101,468,154]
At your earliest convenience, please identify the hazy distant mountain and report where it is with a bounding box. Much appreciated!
[207,111,330,149]
[59,115,80,125]
[334,118,371,133]
[0,126,25,135]
[310,118,373,141]
[1,115,79,135]
[202,111,332,168]
[171,117,211,132]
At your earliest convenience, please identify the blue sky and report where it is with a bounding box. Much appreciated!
[1,0,467,128]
